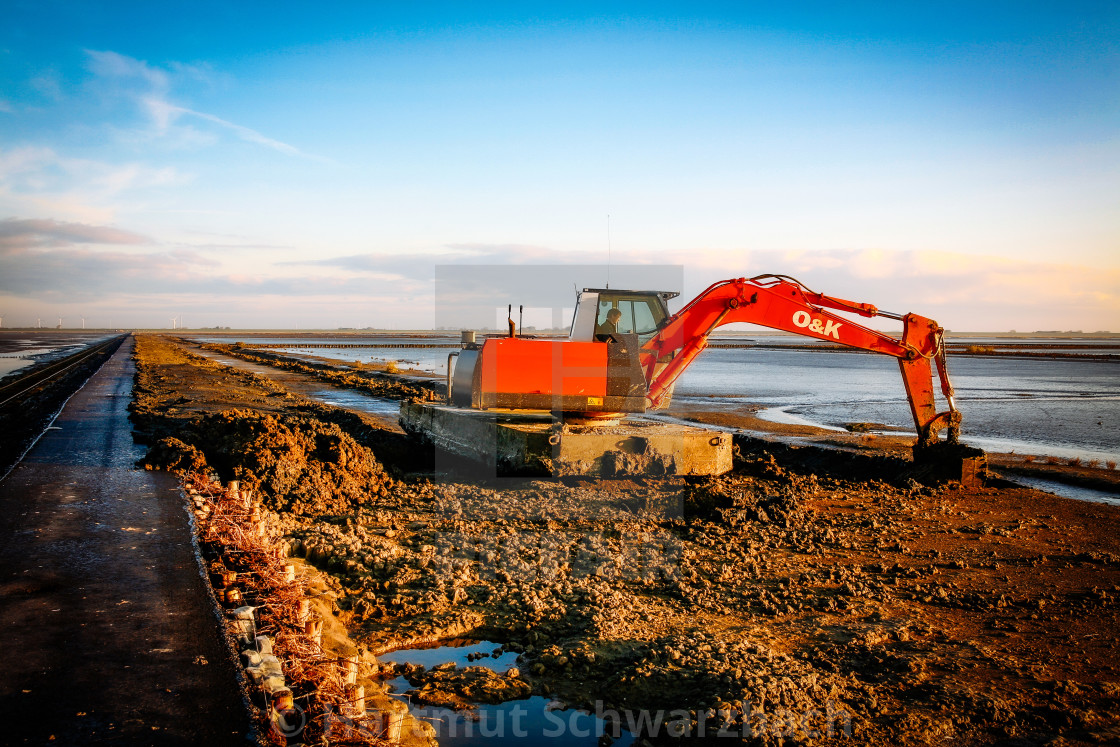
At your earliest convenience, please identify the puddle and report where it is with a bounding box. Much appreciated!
[381,640,634,745]
[0,342,103,380]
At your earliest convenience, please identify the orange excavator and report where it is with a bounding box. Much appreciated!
[450,274,962,456]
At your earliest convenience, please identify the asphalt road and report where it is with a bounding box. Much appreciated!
[0,336,253,745]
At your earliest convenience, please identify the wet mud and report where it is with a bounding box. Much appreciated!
[131,334,1120,746]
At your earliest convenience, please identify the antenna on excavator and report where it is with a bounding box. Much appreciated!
[606,214,611,289]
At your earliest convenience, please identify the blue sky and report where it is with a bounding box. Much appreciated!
[1,1,1117,330]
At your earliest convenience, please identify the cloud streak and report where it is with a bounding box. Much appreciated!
[143,99,304,156]
[85,49,172,92]
[86,50,315,159]
[0,218,152,249]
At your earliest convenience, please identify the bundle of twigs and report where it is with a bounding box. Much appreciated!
[186,473,390,746]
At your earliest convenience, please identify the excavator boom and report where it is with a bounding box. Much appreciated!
[642,275,960,447]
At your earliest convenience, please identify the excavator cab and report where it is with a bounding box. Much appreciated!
[570,288,679,343]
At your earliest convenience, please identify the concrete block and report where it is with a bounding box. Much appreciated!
[230,606,256,647]
[247,653,284,688]
[242,648,262,668]
[262,674,287,695]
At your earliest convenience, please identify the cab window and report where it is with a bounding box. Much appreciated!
[596,297,665,338]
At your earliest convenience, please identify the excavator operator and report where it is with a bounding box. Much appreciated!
[595,308,623,340]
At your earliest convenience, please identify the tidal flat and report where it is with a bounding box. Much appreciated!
[132,334,1120,745]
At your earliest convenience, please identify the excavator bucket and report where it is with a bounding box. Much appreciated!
[912,441,987,487]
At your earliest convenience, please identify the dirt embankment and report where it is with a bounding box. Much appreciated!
[130,334,1120,746]
[131,335,427,507]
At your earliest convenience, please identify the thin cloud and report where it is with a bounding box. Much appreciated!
[85,50,169,92]
[0,145,186,199]
[86,49,319,160]
[0,147,185,224]
[1,244,254,300]
[29,71,64,103]
[0,218,152,250]
[295,244,631,280]
[173,241,294,252]
[0,224,425,303]
[145,99,304,157]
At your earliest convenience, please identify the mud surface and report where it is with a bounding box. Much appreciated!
[131,334,1120,745]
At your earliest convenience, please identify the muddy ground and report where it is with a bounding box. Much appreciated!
[131,334,1120,745]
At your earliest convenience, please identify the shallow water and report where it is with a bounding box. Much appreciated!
[381,640,634,746]
[1001,476,1120,506]
[674,346,1119,461]
[305,388,401,418]
[0,358,33,378]
[190,333,1120,461]
[191,335,457,374]
[190,348,404,428]
[0,334,116,380]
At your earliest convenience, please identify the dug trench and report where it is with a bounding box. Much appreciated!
[131,334,1120,745]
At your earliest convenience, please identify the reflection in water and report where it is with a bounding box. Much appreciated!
[381,641,634,746]
[380,640,519,672]
[307,388,400,417]
[0,358,34,378]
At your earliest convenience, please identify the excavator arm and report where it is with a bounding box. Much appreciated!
[641,274,961,448]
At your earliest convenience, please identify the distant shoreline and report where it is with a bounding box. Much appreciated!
[2,329,1117,339]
